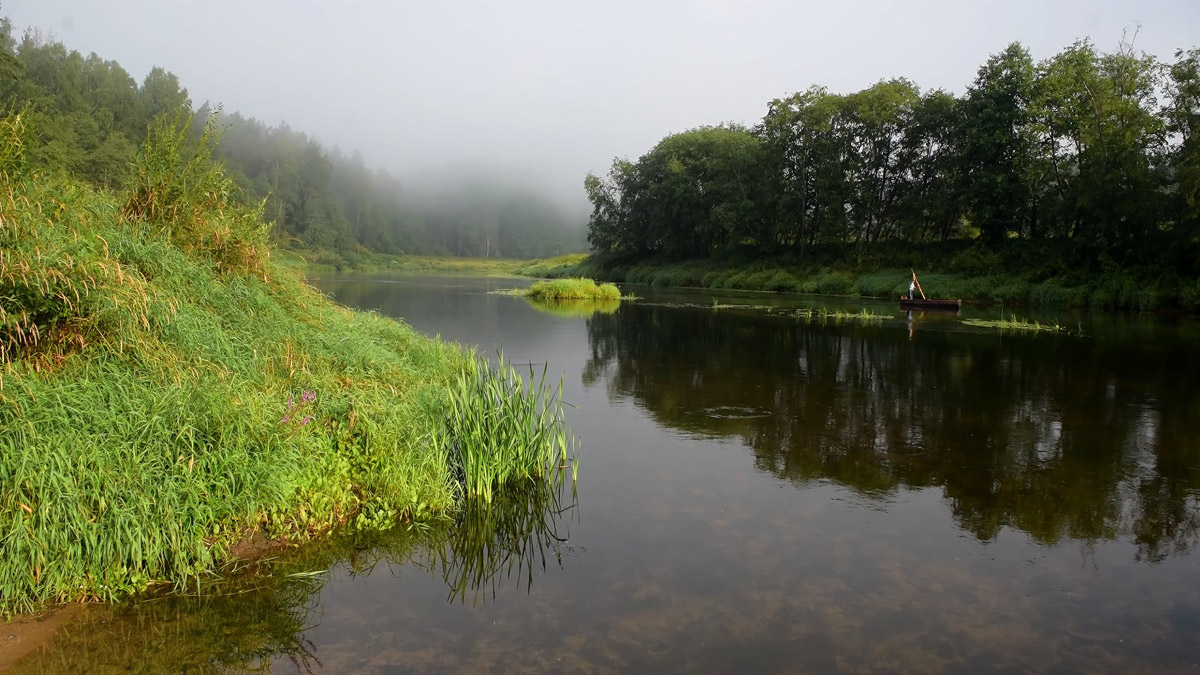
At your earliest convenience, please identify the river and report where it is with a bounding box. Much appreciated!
[10,275,1200,673]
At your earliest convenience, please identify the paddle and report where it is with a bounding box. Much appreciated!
[910,269,927,300]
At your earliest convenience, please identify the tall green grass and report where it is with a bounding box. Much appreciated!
[0,112,576,613]
[525,278,622,301]
[437,356,577,503]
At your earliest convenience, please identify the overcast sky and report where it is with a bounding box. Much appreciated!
[5,1,1199,213]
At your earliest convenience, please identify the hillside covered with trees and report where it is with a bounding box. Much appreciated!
[0,11,584,262]
[581,38,1200,309]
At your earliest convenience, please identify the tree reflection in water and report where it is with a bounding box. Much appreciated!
[583,304,1200,561]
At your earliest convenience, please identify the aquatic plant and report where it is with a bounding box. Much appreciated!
[525,278,622,302]
[437,354,577,503]
[792,308,886,323]
[962,314,1065,333]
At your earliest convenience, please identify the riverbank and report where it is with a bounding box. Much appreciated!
[0,114,569,614]
[516,252,1200,312]
[279,248,529,276]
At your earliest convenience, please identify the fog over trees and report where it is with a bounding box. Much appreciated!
[0,8,584,258]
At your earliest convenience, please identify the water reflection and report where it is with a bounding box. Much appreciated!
[9,480,576,674]
[526,297,620,318]
[584,303,1200,560]
[435,480,577,605]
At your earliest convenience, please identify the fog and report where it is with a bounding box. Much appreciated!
[5,0,1198,216]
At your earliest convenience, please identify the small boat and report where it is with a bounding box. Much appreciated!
[900,298,962,311]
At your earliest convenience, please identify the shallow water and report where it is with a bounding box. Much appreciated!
[11,276,1200,673]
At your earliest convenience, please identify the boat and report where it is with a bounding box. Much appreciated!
[900,298,962,311]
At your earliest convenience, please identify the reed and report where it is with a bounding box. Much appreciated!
[437,354,577,503]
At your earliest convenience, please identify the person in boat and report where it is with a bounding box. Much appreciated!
[908,272,917,300]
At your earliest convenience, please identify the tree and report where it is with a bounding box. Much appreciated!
[1164,48,1200,246]
[585,126,766,258]
[960,42,1038,245]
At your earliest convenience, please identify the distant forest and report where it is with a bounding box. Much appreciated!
[585,39,1200,274]
[0,15,584,259]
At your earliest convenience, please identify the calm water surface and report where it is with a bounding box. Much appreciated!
[12,275,1200,674]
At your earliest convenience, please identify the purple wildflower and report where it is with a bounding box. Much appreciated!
[301,415,312,426]
[302,390,316,404]
[286,396,295,410]
[281,414,290,424]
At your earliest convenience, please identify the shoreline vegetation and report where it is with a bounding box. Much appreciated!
[511,252,1200,312]
[0,112,575,615]
[572,40,1200,313]
[286,250,529,277]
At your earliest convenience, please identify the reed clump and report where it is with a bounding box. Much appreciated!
[0,111,575,614]
[525,278,622,302]
[437,355,577,503]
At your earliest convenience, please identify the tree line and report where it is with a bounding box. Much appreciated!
[0,12,583,259]
[585,38,1200,275]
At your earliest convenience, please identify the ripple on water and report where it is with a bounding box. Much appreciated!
[703,405,772,420]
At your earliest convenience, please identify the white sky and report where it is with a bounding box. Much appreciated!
[5,0,1199,214]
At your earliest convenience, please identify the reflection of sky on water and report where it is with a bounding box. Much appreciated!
[14,275,1200,674]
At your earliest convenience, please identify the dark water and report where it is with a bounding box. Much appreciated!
[12,276,1200,674]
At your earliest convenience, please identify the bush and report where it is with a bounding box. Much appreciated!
[949,246,1003,277]
[121,112,270,276]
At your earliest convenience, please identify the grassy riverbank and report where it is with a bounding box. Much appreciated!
[281,248,529,276]
[0,114,570,613]
[517,251,1200,312]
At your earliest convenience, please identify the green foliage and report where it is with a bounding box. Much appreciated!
[0,108,578,613]
[0,107,27,177]
[525,278,622,301]
[121,112,269,275]
[521,246,1196,311]
[437,356,577,503]
[518,253,591,278]
[583,37,1198,299]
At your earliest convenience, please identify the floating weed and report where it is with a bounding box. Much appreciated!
[792,308,885,323]
[962,314,1065,333]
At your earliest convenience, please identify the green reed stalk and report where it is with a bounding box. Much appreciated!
[439,353,577,503]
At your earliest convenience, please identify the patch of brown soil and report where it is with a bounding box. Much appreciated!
[0,606,84,672]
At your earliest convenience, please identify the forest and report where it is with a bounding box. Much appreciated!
[0,15,584,262]
[583,39,1200,299]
